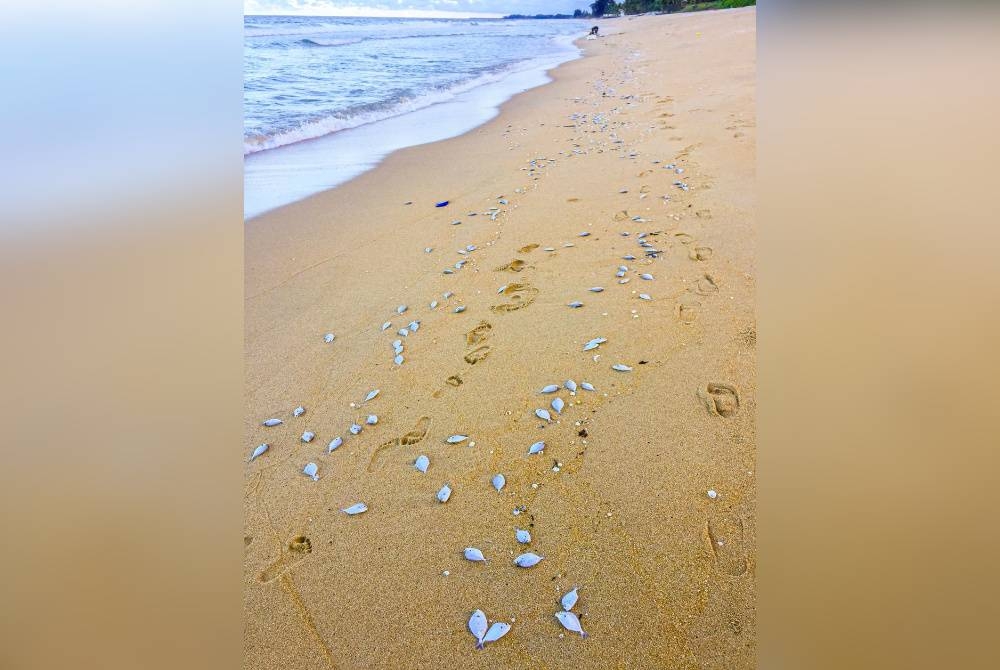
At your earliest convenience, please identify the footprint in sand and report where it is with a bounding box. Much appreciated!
[369,416,431,470]
[674,232,695,245]
[695,209,712,219]
[699,383,740,418]
[445,375,463,387]
[707,515,749,576]
[694,273,719,295]
[689,246,713,261]
[464,345,491,365]
[677,300,701,323]
[258,535,312,583]
[466,321,493,346]
[491,282,539,313]
[518,243,540,253]
[613,210,630,222]
[495,259,528,272]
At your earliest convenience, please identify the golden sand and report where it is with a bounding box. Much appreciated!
[245,8,755,668]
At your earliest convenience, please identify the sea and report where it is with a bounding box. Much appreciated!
[244,15,588,218]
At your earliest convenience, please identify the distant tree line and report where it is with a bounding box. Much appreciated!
[504,0,754,20]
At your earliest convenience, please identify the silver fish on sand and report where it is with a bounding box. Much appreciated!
[394,354,404,365]
[293,406,305,417]
[430,300,438,309]
[301,431,315,443]
[263,418,282,427]
[567,301,584,308]
[447,434,468,444]
[612,364,632,372]
[588,287,604,293]
[350,423,363,435]
[578,231,590,237]
[248,443,268,462]
[303,462,319,481]
[638,294,651,301]
[583,337,606,351]
[535,408,552,422]
[492,473,506,492]
[414,454,429,473]
[397,305,407,314]
[513,552,544,568]
[565,380,578,392]
[482,622,511,646]
[540,384,560,394]
[640,273,654,280]
[365,389,380,402]
[561,587,579,611]
[398,329,409,337]
[366,415,378,425]
[551,397,565,414]
[497,284,508,294]
[554,611,587,638]
[581,382,596,391]
[323,333,335,343]
[469,610,488,649]
[464,547,486,562]
[515,528,531,544]
[409,321,419,332]
[528,441,545,455]
[328,437,343,452]
[443,291,454,299]
[437,484,452,503]
[341,503,368,515]
[381,321,391,331]
[454,306,466,313]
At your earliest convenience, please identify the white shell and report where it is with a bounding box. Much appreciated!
[414,455,429,473]
[437,484,452,503]
[707,489,718,499]
[513,552,543,568]
[263,418,282,427]
[248,443,269,462]
[561,587,579,611]
[492,473,506,492]
[464,547,486,562]
[341,503,368,515]
[303,462,319,481]
[528,441,545,455]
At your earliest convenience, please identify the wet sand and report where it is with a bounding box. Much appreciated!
[245,7,756,669]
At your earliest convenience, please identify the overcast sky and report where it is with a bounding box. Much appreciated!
[245,0,592,18]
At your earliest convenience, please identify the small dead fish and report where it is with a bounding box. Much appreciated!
[408,321,419,332]
[366,415,378,425]
[616,269,626,277]
[323,333,335,343]
[263,418,282,427]
[638,293,651,300]
[454,306,466,313]
[482,622,511,646]
[398,329,409,337]
[623,254,636,260]
[578,231,590,237]
[447,435,468,444]
[612,364,632,372]
[492,473,506,492]
[415,454,430,473]
[301,431,315,443]
[464,547,486,562]
[394,354,404,365]
[515,528,531,544]
[555,611,587,637]
[303,462,319,481]
[436,200,449,207]
[588,287,604,293]
[443,291,453,299]
[341,503,368,515]
[328,437,343,452]
[497,284,508,294]
[425,247,433,253]
[581,382,596,391]
[640,273,654,280]
[469,610,488,649]
[565,380,578,392]
[350,423,363,435]
[540,384,560,394]
[248,443,268,462]
[437,483,452,503]
[397,305,408,314]
[535,408,552,422]
[561,587,579,611]
[528,441,545,455]
[567,301,584,308]
[619,278,630,284]
[513,552,544,568]
[365,389,380,402]
[551,397,565,414]
[293,406,305,417]
[430,300,438,309]
[381,321,391,331]
[583,337,606,351]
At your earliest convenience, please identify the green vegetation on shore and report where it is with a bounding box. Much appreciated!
[581,0,754,18]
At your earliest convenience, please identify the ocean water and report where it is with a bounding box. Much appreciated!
[244,16,587,218]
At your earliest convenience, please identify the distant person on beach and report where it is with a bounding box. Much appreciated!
[589,26,599,36]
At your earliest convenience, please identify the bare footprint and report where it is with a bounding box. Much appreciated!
[677,300,701,323]
[490,282,539,313]
[445,375,463,387]
[518,243,540,253]
[695,209,712,219]
[495,259,527,272]
[694,274,719,295]
[707,515,748,576]
[258,535,312,583]
[699,383,740,417]
[464,345,491,365]
[674,232,695,245]
[369,416,431,470]
[613,210,630,222]
[689,246,713,261]
[466,321,492,346]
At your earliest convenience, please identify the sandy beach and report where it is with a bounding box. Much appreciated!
[245,7,755,668]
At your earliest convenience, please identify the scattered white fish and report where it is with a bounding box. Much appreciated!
[588,287,605,293]
[513,552,544,568]
[638,294,651,301]
[515,528,531,544]
[443,291,453,299]
[328,437,343,452]
[469,610,488,649]
[492,473,506,492]
[263,418,282,427]
[482,622,511,646]
[616,269,626,278]
[350,423,363,435]
[303,462,319,481]
[365,389,380,402]
[381,321,391,331]
[323,333,335,343]
[447,435,469,444]
[578,231,590,237]
[397,305,407,314]
[551,397,565,414]
[464,547,487,562]
[293,406,305,417]
[414,454,430,473]
[535,408,552,422]
[301,431,315,443]
[248,443,268,462]
[583,337,607,351]
[408,321,419,332]
[437,483,452,503]
[497,284,508,294]
[565,380,578,392]
[425,247,433,253]
[554,611,587,638]
[366,415,378,425]
[341,503,368,515]
[397,329,409,337]
[528,441,545,455]
[623,254,636,260]
[567,301,584,308]
[454,306,466,313]
[581,382,596,391]
[430,300,438,309]
[707,489,718,499]
[561,587,579,611]
[612,364,632,372]
[394,355,404,365]
[640,273,654,280]
[540,384,560,394]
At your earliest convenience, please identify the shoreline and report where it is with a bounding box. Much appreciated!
[245,7,756,669]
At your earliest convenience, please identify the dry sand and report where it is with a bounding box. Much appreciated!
[245,7,755,668]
